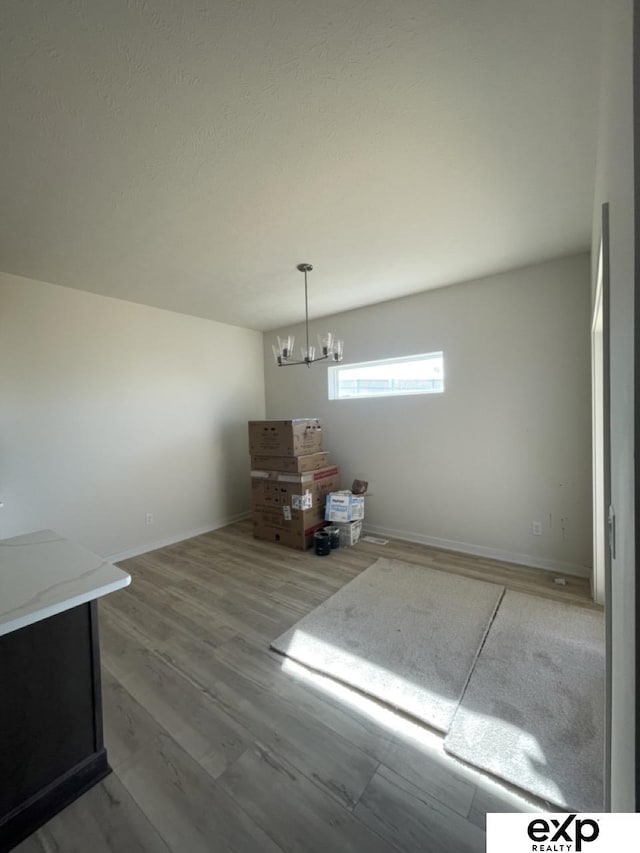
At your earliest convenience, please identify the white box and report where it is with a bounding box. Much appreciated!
[333,520,363,546]
[325,492,365,522]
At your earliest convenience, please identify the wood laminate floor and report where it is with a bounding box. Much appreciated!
[15,521,598,853]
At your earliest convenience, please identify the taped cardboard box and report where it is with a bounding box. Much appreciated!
[251,482,315,512]
[248,419,322,457]
[251,464,339,484]
[253,503,324,529]
[251,466,340,512]
[325,491,365,522]
[333,520,363,546]
[250,451,329,473]
[252,511,326,551]
[253,521,326,551]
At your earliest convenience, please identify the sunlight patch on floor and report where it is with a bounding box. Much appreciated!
[281,652,546,813]
[280,627,452,726]
[281,655,442,749]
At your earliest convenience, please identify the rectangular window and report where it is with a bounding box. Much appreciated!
[328,352,445,400]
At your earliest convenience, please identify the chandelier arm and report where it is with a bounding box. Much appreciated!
[278,358,308,367]
[277,352,330,368]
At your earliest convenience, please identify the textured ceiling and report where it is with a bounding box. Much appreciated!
[0,0,603,330]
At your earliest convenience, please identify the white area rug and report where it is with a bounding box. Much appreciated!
[444,591,605,811]
[271,558,504,732]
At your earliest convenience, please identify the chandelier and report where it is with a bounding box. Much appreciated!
[272,263,344,367]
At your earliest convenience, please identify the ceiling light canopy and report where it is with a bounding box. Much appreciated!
[272,264,344,368]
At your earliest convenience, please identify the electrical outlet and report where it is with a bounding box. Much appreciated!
[145,513,153,525]
[531,521,542,536]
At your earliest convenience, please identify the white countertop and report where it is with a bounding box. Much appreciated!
[0,529,131,637]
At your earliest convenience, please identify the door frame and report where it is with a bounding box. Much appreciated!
[593,203,612,810]
[634,0,640,813]
[591,228,609,608]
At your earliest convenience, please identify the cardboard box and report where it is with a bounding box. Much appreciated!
[248,419,322,457]
[252,503,324,529]
[325,491,365,522]
[253,524,325,551]
[250,464,340,485]
[250,451,329,473]
[251,466,340,513]
[252,512,326,551]
[332,520,363,546]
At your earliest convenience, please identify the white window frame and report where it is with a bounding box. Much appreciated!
[328,351,445,401]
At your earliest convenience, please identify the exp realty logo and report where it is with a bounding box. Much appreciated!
[487,812,640,853]
[526,815,598,851]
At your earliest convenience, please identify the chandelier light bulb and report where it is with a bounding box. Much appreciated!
[277,335,295,360]
[317,332,334,356]
[301,345,316,363]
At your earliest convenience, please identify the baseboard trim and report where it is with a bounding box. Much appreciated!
[363,523,591,578]
[106,511,251,563]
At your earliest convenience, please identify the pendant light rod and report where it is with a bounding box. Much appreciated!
[298,262,312,368]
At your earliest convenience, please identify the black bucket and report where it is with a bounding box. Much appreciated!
[314,530,331,556]
[326,526,340,549]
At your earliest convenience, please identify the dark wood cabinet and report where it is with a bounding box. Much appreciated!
[0,602,110,852]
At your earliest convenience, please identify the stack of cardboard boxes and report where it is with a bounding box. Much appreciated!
[249,419,341,550]
[325,492,366,546]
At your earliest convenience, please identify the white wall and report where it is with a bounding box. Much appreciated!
[264,254,592,575]
[0,272,265,558]
[591,0,635,813]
